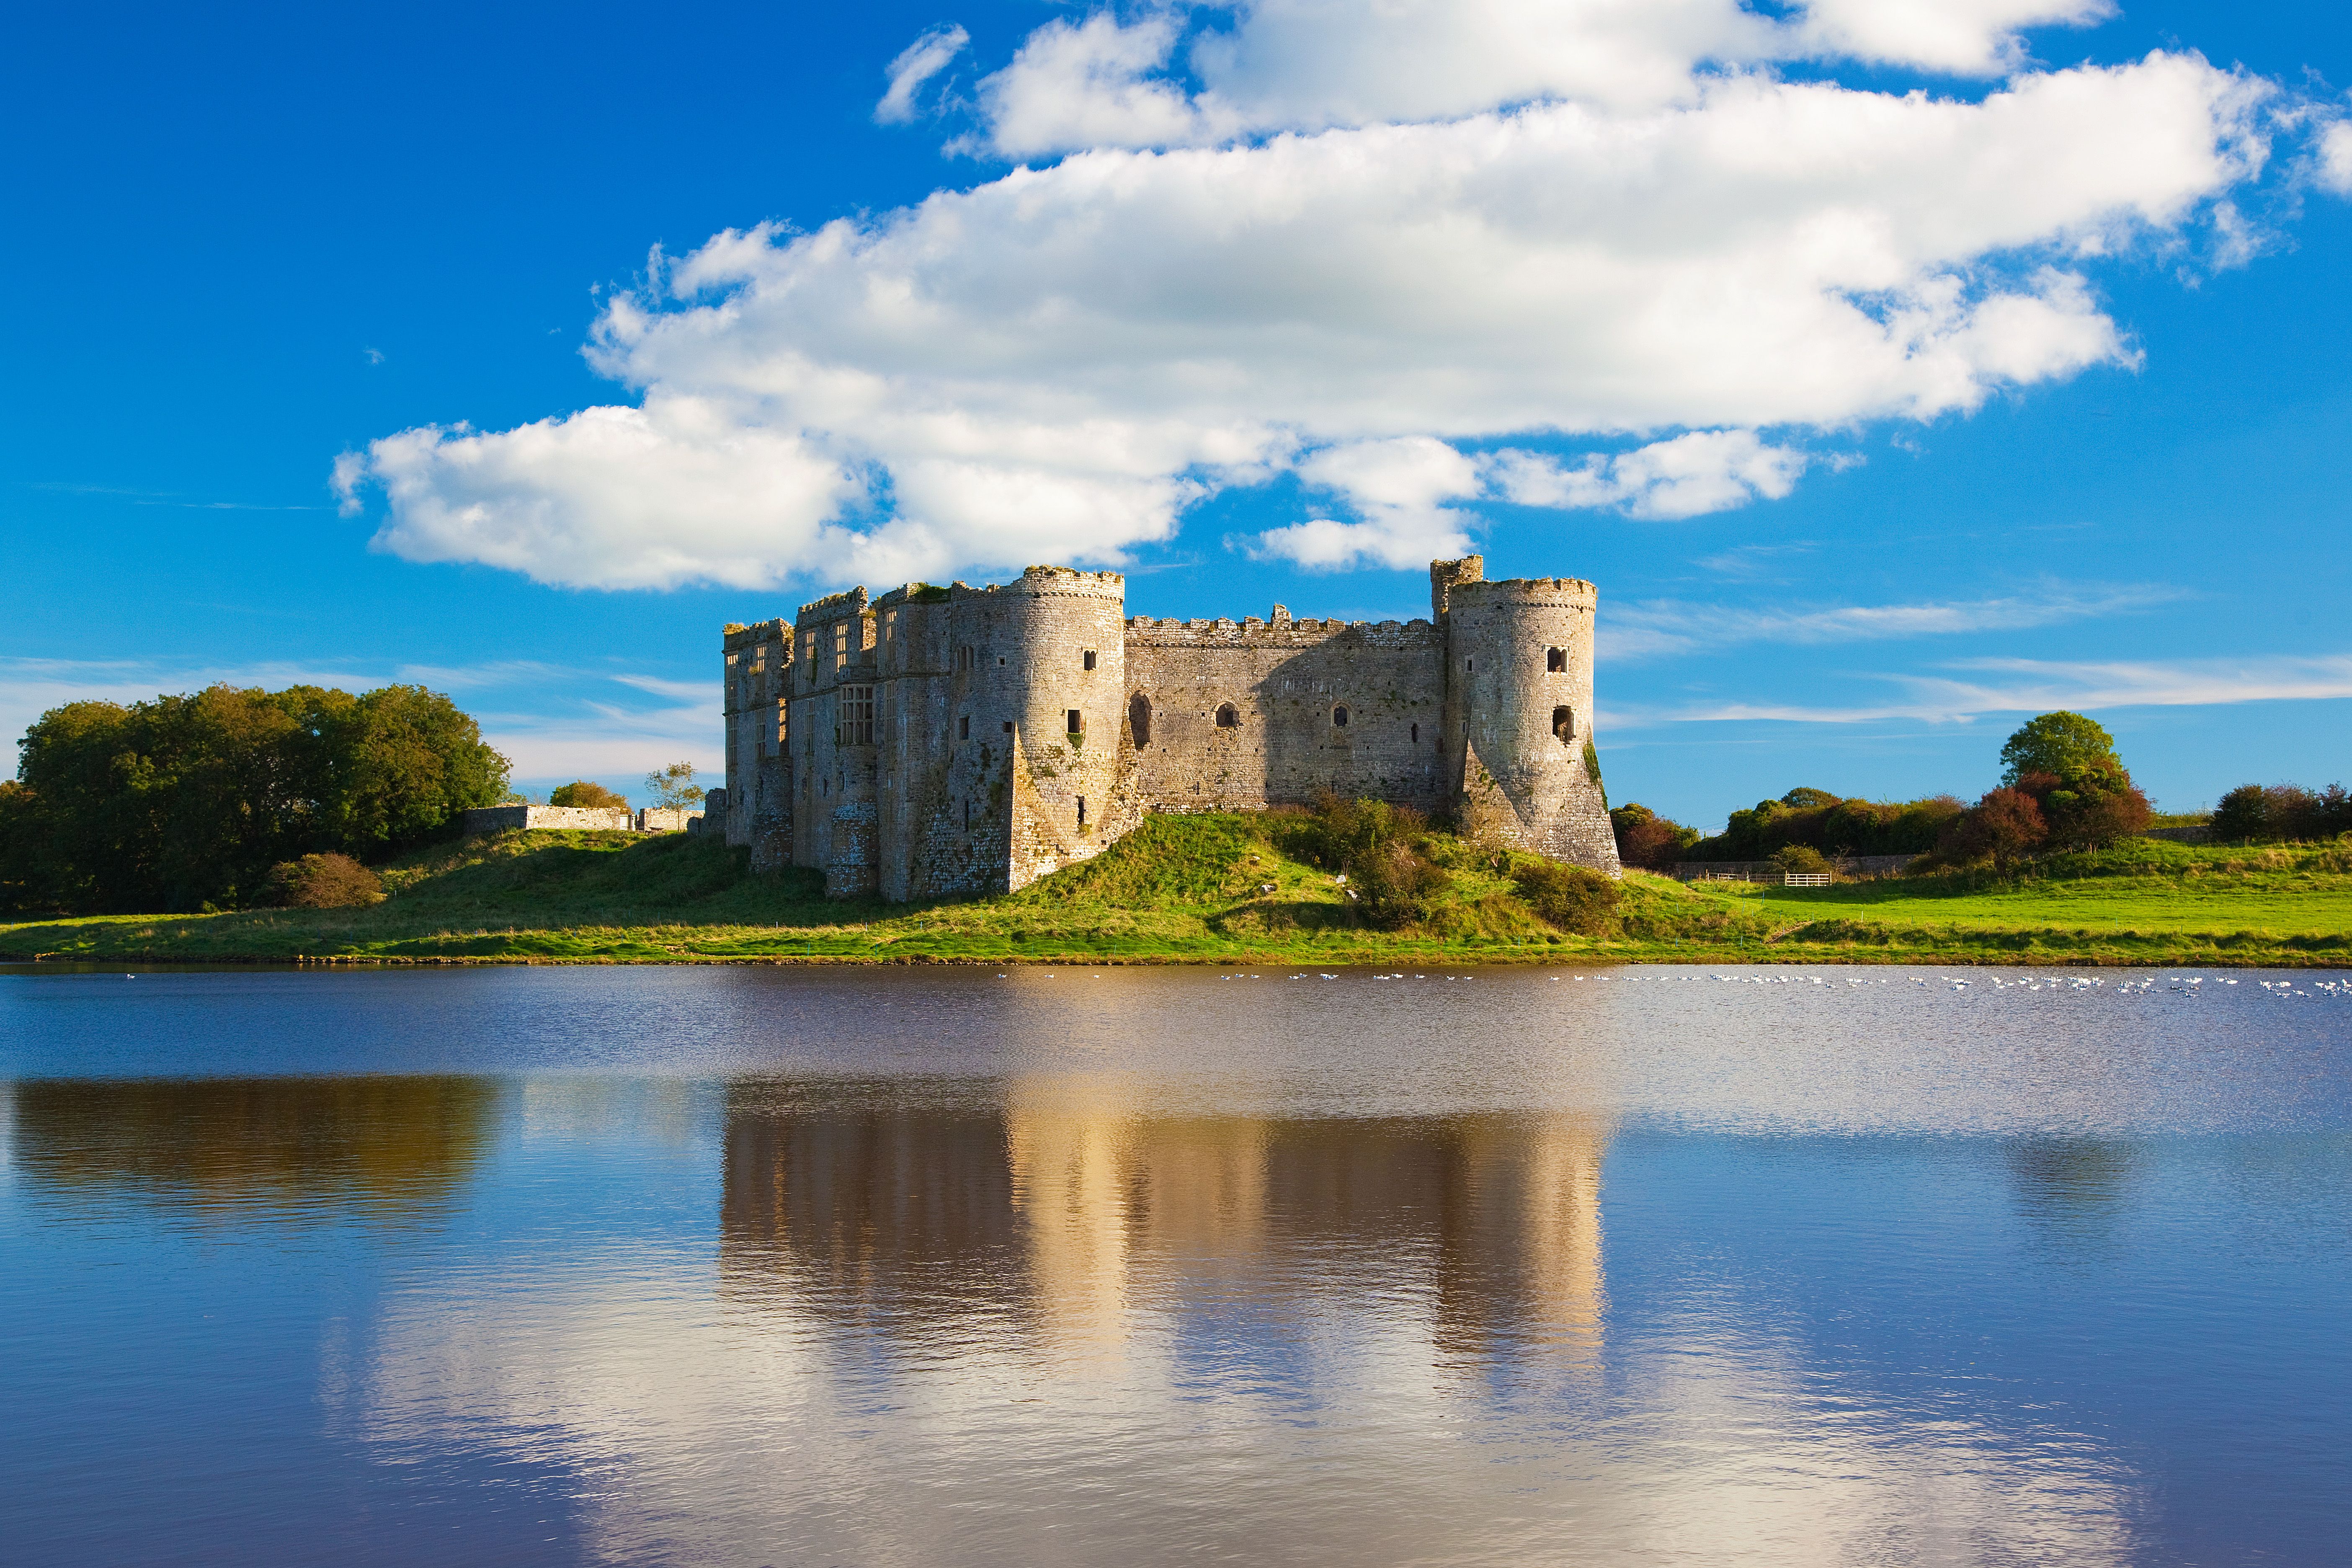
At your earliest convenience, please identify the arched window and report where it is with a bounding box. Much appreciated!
[1215,703,1240,729]
[1332,704,1349,727]
[1553,706,1574,743]
[1129,693,1152,747]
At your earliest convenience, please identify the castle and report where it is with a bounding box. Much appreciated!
[713,556,1618,900]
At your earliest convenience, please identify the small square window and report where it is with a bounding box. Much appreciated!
[1547,647,1567,673]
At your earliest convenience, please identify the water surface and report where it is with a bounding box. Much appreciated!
[4,964,2348,1565]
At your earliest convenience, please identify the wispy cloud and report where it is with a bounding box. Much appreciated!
[1603,584,2185,662]
[1606,653,2352,728]
[27,481,324,512]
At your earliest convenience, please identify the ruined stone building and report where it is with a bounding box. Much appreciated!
[714,555,1617,900]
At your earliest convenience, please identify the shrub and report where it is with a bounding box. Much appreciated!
[2213,783,2352,843]
[1512,860,1622,936]
[1610,803,1701,869]
[549,780,627,810]
[264,853,385,909]
[1937,787,2048,867]
[1687,790,1960,861]
[1351,838,1449,929]
[1771,844,1831,875]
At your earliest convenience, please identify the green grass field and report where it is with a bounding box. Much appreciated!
[4,817,2348,967]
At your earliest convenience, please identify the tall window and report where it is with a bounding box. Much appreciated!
[1077,797,1088,827]
[1083,649,1097,671]
[959,714,970,741]
[1547,647,1567,673]
[1067,708,1084,736]
[1129,693,1151,747]
[1553,706,1574,743]
[837,686,874,745]
[1332,704,1349,727]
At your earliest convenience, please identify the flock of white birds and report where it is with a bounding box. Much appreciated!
[1000,971,2348,998]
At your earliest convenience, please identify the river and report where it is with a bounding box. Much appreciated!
[3,962,2347,1565]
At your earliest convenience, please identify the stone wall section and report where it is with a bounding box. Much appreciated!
[460,805,634,834]
[722,619,792,868]
[1123,613,1446,813]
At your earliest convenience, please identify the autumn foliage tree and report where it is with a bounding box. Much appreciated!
[1609,803,1701,869]
[1936,712,2151,867]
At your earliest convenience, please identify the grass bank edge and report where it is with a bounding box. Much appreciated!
[5,818,2350,969]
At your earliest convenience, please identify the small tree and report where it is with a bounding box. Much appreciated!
[1938,787,2048,867]
[644,761,703,810]
[1771,844,1831,876]
[264,853,384,908]
[1610,803,1701,869]
[550,780,627,810]
[1999,712,2118,785]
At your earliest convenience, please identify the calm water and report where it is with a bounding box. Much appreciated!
[3,964,2349,1566]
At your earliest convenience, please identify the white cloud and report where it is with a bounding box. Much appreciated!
[1251,437,1482,568]
[1601,585,2185,662]
[1489,431,1819,521]
[335,6,2304,592]
[1606,653,2352,727]
[875,24,970,126]
[2318,121,2352,196]
[974,1,2121,156]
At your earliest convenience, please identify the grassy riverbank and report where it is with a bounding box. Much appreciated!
[4,817,2349,967]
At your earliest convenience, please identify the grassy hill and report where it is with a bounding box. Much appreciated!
[4,815,2349,967]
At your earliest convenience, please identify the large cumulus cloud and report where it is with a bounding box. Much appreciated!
[336,2,2309,590]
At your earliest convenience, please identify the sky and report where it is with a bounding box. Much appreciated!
[4,0,2349,830]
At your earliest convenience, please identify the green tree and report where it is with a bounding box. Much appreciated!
[643,761,703,810]
[5,683,508,915]
[1999,712,2118,785]
[550,780,628,810]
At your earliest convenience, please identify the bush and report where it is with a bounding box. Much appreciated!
[1611,803,1701,869]
[550,780,628,810]
[1687,789,1960,861]
[1937,787,2048,867]
[1511,860,1622,936]
[2213,783,2352,842]
[264,853,385,909]
[1294,792,1444,928]
[1771,844,1831,875]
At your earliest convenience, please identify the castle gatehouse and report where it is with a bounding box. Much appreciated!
[714,556,1618,899]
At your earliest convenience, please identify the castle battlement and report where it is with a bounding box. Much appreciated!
[720,555,1617,900]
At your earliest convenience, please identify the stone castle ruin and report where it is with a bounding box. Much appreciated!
[715,556,1618,900]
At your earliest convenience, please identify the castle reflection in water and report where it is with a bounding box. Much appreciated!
[718,1081,1608,1361]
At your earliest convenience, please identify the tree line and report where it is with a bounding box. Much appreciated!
[1610,710,2182,872]
[0,683,509,916]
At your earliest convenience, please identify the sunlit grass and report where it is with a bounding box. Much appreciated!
[4,819,2348,967]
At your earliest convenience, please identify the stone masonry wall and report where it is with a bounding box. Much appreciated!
[1122,612,1447,813]
[460,805,634,834]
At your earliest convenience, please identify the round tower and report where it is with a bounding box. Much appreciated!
[1445,575,1620,874]
[989,566,1128,888]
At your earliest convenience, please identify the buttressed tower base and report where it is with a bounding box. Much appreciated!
[718,557,1620,899]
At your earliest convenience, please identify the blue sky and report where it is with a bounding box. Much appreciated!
[3,0,2348,829]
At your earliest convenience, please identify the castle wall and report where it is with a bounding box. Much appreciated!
[1122,614,1447,813]
[724,557,1619,901]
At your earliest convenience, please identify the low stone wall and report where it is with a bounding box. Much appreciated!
[1668,854,1921,882]
[637,807,705,833]
[2141,825,2213,843]
[460,805,635,835]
